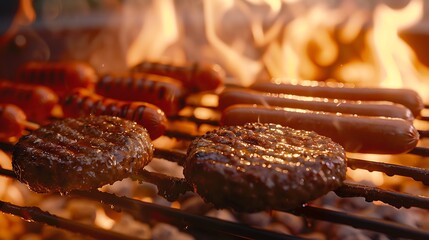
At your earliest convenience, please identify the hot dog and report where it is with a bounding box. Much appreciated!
[95,74,186,116]
[62,88,168,140]
[0,104,27,143]
[250,81,424,117]
[130,61,225,92]
[0,81,58,123]
[221,104,419,154]
[16,61,98,97]
[219,88,414,121]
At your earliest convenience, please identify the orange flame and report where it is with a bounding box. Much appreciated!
[122,1,429,102]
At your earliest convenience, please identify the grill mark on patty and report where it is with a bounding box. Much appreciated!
[12,115,154,194]
[184,122,347,212]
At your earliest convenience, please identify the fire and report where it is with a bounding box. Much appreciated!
[124,0,429,101]
[6,0,428,102]
[371,0,426,89]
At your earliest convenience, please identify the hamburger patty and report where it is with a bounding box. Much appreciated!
[183,122,347,212]
[12,115,154,194]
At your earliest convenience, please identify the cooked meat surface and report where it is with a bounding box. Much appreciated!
[12,115,154,194]
[184,122,347,212]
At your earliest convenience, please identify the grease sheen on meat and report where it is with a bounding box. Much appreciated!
[184,123,347,212]
[12,115,154,194]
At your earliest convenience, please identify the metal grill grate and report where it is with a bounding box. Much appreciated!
[0,99,428,240]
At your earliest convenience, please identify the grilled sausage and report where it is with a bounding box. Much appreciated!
[62,88,167,140]
[95,74,186,116]
[0,104,27,142]
[219,88,414,121]
[250,81,424,117]
[16,61,98,97]
[221,104,419,154]
[131,61,225,92]
[0,81,58,123]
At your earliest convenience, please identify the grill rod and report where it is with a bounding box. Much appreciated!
[134,168,429,210]
[1,105,427,239]
[0,168,301,240]
[0,200,141,240]
[1,160,428,239]
[151,148,429,209]
[346,158,429,185]
[290,205,429,240]
[75,189,429,240]
[154,148,429,186]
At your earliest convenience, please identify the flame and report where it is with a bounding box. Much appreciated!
[371,0,426,90]
[15,0,427,101]
[119,0,429,101]
[126,0,180,67]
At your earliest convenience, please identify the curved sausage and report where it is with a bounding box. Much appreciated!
[62,88,167,140]
[95,73,187,116]
[16,61,98,97]
[130,61,225,92]
[0,104,27,143]
[250,81,424,117]
[0,81,59,123]
[219,88,414,121]
[221,104,419,154]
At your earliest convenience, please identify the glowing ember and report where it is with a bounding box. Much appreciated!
[95,207,115,230]
[347,169,385,186]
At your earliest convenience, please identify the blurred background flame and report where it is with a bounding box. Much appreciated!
[1,0,428,102]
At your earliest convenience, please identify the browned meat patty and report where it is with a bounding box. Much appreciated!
[12,115,154,194]
[184,122,347,212]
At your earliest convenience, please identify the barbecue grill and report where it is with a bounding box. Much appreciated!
[1,1,429,239]
[0,99,428,239]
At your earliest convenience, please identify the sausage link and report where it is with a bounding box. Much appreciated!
[0,104,26,143]
[16,61,98,97]
[0,81,58,123]
[62,88,167,140]
[130,62,225,92]
[250,81,424,117]
[219,88,414,121]
[96,74,186,116]
[221,104,419,154]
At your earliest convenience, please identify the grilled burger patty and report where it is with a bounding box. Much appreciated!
[12,115,154,194]
[184,122,347,212]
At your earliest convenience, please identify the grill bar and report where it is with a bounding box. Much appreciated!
[3,164,428,239]
[408,147,429,157]
[1,104,428,239]
[418,130,429,138]
[74,190,302,240]
[0,200,140,240]
[335,182,429,209]
[0,168,302,240]
[291,205,429,240]
[154,147,429,185]
[154,148,187,166]
[133,169,192,202]
[347,158,429,185]
[164,130,197,141]
[75,188,429,240]
[135,168,429,210]
[76,189,429,240]
[168,115,220,126]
